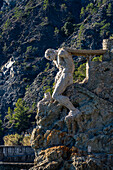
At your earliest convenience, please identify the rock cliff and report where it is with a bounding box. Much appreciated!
[0,0,113,147]
[30,40,113,169]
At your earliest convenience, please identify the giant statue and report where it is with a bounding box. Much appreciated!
[45,48,81,134]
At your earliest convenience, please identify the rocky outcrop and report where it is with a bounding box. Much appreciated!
[31,146,111,170]
[30,41,113,169]
[30,83,113,169]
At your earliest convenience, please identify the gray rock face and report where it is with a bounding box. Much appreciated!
[0,55,45,118]
[86,60,113,103]
[31,83,113,169]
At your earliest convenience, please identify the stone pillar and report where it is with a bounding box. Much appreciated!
[103,39,113,60]
[103,39,113,50]
[103,39,109,50]
[86,55,92,82]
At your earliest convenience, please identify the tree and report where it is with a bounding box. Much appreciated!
[102,0,107,4]
[73,63,86,82]
[13,98,31,132]
[80,7,85,19]
[5,99,32,133]
[86,3,94,14]
[100,23,110,37]
[43,0,49,10]
[4,107,14,128]
[62,22,74,36]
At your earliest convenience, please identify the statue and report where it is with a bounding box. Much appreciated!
[45,48,81,134]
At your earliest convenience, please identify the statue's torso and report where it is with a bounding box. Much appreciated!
[58,49,75,74]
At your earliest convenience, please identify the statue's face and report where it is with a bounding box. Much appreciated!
[45,49,57,61]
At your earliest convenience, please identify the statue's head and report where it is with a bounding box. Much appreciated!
[45,49,57,61]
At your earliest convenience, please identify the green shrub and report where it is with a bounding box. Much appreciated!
[3,19,11,31]
[5,107,14,128]
[13,7,24,20]
[100,23,110,36]
[61,22,74,36]
[97,1,101,7]
[43,0,49,10]
[92,55,102,62]
[43,85,52,95]
[102,0,107,4]
[23,78,29,82]
[54,27,59,36]
[25,46,32,54]
[60,3,67,11]
[21,134,31,146]
[5,99,32,133]
[106,3,112,17]
[109,35,113,39]
[44,63,50,72]
[4,133,22,146]
[32,65,37,71]
[86,3,94,13]
[4,133,31,146]
[73,63,86,82]
[80,7,85,19]
[77,24,85,48]
[25,85,30,90]
[13,99,32,132]
[40,17,48,26]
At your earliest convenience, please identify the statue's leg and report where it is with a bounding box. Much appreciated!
[52,73,81,135]
[52,73,76,111]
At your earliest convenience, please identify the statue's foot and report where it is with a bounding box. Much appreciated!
[65,109,81,121]
[65,109,81,135]
[70,109,80,116]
